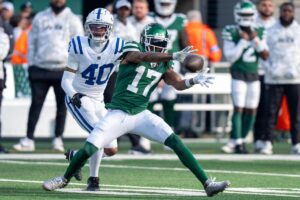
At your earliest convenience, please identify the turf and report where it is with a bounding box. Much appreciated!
[0,140,299,199]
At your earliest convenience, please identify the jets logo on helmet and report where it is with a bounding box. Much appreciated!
[234,0,257,27]
[85,8,114,43]
[154,0,177,17]
[141,23,169,53]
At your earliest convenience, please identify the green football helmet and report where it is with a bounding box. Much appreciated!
[234,0,257,27]
[140,23,169,53]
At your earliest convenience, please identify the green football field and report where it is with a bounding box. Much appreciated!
[0,140,299,199]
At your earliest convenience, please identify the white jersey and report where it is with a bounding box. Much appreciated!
[28,7,84,69]
[67,36,124,100]
[113,16,137,42]
[265,20,300,84]
[128,15,154,41]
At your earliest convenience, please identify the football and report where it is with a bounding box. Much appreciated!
[183,54,205,72]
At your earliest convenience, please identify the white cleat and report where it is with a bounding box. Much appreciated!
[52,137,65,152]
[254,140,265,153]
[221,140,235,154]
[260,141,273,155]
[204,178,230,197]
[42,176,68,191]
[13,137,35,152]
[291,143,300,154]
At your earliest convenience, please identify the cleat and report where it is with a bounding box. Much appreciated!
[13,137,35,152]
[204,178,230,197]
[42,176,68,191]
[86,177,100,191]
[254,140,265,153]
[234,143,248,154]
[128,145,152,155]
[64,149,82,181]
[260,141,273,155]
[221,140,235,154]
[0,144,8,153]
[52,137,65,152]
[291,144,300,154]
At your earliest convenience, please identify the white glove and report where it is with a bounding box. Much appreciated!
[172,46,197,63]
[192,68,214,87]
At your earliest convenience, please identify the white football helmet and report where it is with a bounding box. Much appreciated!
[154,0,177,17]
[234,0,257,27]
[85,8,114,43]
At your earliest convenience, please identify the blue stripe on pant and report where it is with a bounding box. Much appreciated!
[65,96,93,133]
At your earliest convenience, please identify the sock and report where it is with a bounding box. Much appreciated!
[64,142,98,181]
[164,134,208,185]
[231,111,242,140]
[88,148,104,177]
[242,113,256,139]
[162,100,176,128]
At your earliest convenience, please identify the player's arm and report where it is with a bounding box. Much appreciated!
[222,29,249,63]
[123,51,173,64]
[249,31,269,60]
[163,67,214,91]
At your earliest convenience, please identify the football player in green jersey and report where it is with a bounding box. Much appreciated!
[222,0,269,154]
[43,23,230,197]
[148,0,188,131]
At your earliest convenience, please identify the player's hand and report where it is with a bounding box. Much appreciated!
[239,31,250,41]
[71,93,86,108]
[172,46,197,63]
[192,68,215,87]
[249,31,257,40]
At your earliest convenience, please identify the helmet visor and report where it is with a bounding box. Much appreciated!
[88,24,109,38]
[145,37,168,53]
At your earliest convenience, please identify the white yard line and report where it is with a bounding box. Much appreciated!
[0,178,299,198]
[1,160,300,178]
[0,153,299,161]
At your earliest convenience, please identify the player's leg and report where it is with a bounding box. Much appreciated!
[65,110,127,181]
[13,76,50,151]
[242,81,260,140]
[132,110,230,196]
[262,84,284,155]
[222,79,246,153]
[284,84,300,154]
[52,79,67,152]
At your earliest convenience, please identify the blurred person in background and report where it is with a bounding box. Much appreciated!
[149,0,187,138]
[0,1,14,60]
[262,2,300,155]
[253,0,276,153]
[20,1,33,16]
[184,10,221,63]
[0,28,9,153]
[13,0,84,152]
[128,0,154,41]
[111,0,148,154]
[222,0,269,154]
[11,13,33,98]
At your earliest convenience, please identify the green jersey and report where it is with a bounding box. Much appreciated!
[106,42,173,115]
[222,25,265,73]
[152,13,187,53]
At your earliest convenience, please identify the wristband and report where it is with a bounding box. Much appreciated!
[185,79,192,88]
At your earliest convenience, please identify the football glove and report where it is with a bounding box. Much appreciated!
[192,68,214,88]
[71,93,86,108]
[172,46,197,63]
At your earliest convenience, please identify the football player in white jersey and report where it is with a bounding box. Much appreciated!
[61,8,124,191]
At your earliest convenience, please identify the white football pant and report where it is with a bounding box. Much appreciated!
[231,79,260,109]
[87,109,174,149]
[65,96,118,177]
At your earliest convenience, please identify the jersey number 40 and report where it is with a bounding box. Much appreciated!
[81,63,114,85]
